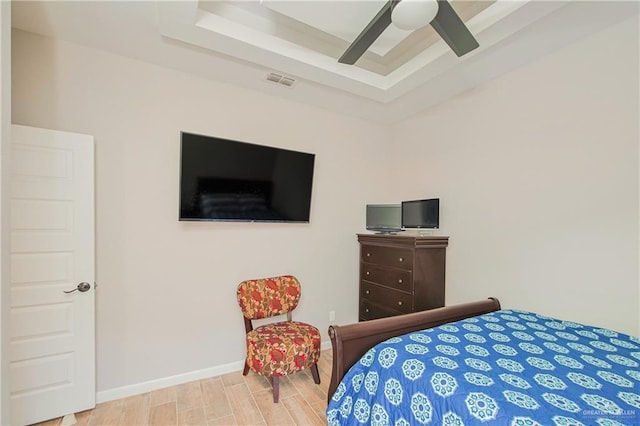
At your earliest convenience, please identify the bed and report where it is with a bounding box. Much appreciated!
[326,298,640,425]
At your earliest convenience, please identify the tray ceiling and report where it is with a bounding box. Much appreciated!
[11,1,640,123]
[158,0,529,102]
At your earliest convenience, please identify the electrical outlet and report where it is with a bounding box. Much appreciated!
[329,310,336,322]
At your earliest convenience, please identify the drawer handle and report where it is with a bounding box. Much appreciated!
[365,308,370,313]
[365,290,370,295]
[398,279,403,284]
[366,253,371,257]
[366,271,370,276]
[399,257,404,262]
[398,301,403,306]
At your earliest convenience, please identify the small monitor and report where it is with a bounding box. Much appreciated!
[366,204,402,233]
[402,198,439,229]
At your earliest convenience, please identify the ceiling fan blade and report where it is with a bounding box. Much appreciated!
[339,0,398,65]
[430,0,479,57]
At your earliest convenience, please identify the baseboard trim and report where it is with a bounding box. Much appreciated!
[96,359,245,403]
[96,340,333,403]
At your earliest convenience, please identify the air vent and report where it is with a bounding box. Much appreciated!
[266,72,296,88]
[266,73,282,83]
[279,77,295,87]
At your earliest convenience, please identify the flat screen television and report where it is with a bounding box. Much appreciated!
[179,132,315,222]
[402,198,439,229]
[366,204,402,233]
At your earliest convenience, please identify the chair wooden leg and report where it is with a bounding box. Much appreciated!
[310,362,320,385]
[272,376,280,403]
[242,360,250,376]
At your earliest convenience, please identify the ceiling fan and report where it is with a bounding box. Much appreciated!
[339,0,479,65]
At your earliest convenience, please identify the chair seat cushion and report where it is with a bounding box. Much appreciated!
[246,321,321,377]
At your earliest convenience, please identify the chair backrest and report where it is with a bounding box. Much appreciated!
[236,275,302,322]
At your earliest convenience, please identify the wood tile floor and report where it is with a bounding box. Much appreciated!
[34,349,333,426]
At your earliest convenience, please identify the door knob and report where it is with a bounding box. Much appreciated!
[64,282,91,293]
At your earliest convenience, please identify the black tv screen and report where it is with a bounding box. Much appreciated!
[402,198,439,229]
[179,132,315,222]
[366,204,402,233]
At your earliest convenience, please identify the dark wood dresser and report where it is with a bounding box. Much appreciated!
[358,234,448,321]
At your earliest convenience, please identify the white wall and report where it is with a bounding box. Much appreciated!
[392,16,639,336]
[10,12,639,401]
[0,1,11,423]
[11,30,393,395]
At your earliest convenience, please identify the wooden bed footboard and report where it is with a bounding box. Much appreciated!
[327,297,501,401]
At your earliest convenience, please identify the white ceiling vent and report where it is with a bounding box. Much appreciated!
[266,72,296,88]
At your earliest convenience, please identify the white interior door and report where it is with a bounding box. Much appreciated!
[10,125,95,425]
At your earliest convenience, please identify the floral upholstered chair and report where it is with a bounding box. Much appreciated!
[236,275,321,403]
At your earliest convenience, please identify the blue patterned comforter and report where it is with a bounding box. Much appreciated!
[327,310,640,425]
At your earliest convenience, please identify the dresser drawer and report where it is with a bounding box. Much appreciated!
[361,282,412,314]
[360,299,404,321]
[361,245,413,269]
[357,234,448,321]
[361,264,413,293]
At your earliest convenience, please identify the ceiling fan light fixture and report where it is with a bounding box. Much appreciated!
[392,0,439,31]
